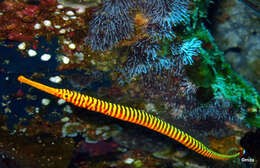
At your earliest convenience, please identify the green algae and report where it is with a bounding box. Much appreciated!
[157,0,259,127]
[133,160,144,168]
[186,0,260,127]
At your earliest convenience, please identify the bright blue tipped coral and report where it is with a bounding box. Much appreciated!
[171,38,202,65]
[122,38,202,79]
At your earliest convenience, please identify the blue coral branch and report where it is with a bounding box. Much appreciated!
[88,0,134,51]
[171,38,202,65]
[87,0,191,50]
[123,38,174,77]
[140,0,190,40]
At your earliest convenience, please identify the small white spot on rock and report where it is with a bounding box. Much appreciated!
[62,16,69,21]
[124,158,134,164]
[34,23,41,30]
[54,25,61,29]
[63,39,70,44]
[49,76,62,83]
[70,16,77,19]
[66,11,75,16]
[57,99,66,105]
[41,98,50,106]
[61,117,70,123]
[18,42,26,50]
[57,4,64,9]
[35,107,39,113]
[68,43,76,50]
[28,49,37,57]
[59,29,66,34]
[54,11,60,15]
[62,56,70,64]
[41,53,51,61]
[43,20,52,27]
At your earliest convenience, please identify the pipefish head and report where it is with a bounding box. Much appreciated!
[18,76,78,103]
[18,75,63,97]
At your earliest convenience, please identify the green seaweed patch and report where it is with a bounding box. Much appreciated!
[212,74,259,108]
[193,24,216,45]
[185,13,260,126]
[246,113,260,128]
[190,0,214,29]
[186,60,215,88]
[133,160,144,168]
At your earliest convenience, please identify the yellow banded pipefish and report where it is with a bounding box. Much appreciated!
[18,75,243,160]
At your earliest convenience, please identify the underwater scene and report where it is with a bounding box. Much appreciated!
[0,0,259,167]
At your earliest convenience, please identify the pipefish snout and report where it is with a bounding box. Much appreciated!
[18,75,244,160]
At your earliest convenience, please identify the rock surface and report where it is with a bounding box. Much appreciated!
[211,0,260,91]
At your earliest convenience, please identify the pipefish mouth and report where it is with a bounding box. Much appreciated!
[18,75,244,160]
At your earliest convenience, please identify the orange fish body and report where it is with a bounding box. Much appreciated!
[18,75,242,160]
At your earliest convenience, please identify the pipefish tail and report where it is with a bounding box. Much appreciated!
[18,75,243,160]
